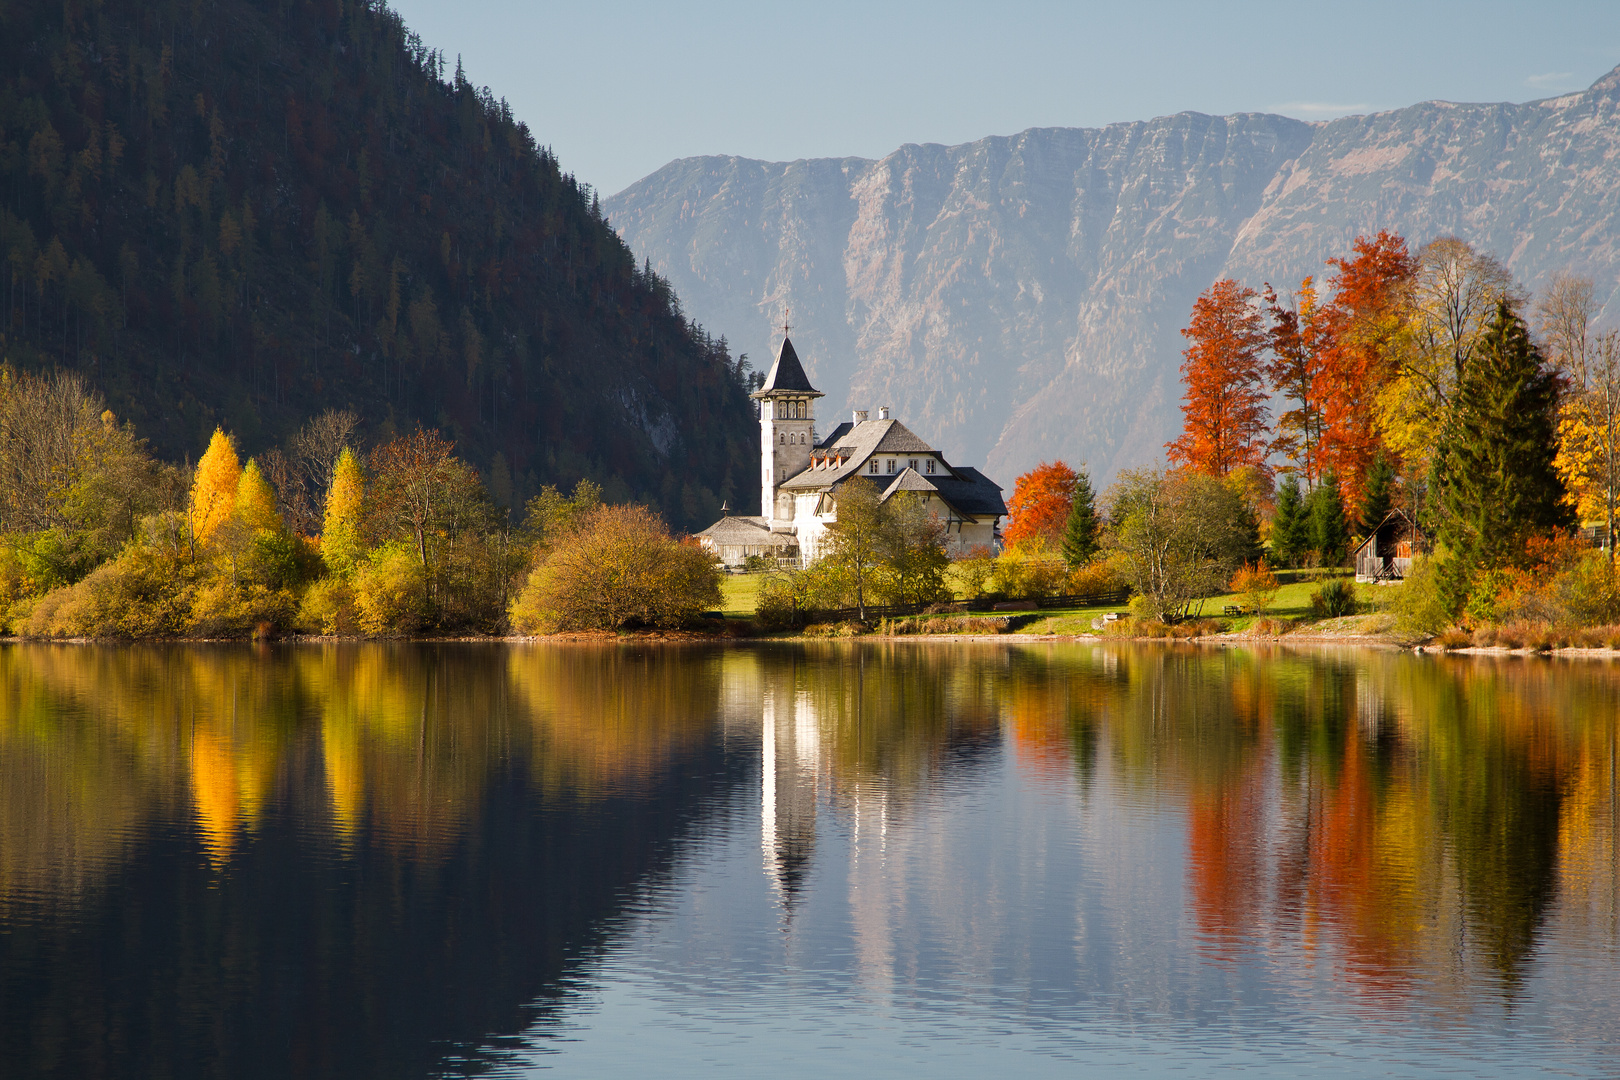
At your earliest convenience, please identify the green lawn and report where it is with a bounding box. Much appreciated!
[719,566,1394,634]
[719,572,769,616]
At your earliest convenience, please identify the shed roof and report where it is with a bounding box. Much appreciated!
[694,515,797,547]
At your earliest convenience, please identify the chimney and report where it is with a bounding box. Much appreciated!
[878,406,890,420]
[854,409,869,423]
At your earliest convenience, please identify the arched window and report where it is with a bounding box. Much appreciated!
[780,433,785,444]
[797,400,806,419]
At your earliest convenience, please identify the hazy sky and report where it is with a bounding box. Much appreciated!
[387,1,1620,197]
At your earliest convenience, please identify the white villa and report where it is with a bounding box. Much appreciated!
[696,337,1006,567]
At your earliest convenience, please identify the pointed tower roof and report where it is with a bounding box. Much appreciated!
[752,337,822,398]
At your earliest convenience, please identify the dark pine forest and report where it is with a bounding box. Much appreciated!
[0,0,758,527]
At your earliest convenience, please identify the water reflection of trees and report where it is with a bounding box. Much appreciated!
[996,645,1619,1000]
[0,643,744,1079]
[3,641,1617,1069]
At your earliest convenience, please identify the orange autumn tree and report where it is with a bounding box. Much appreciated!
[1315,230,1416,506]
[1168,278,1271,478]
[1003,461,1079,549]
[1264,277,1329,485]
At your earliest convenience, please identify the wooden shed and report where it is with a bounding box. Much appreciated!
[1354,510,1427,583]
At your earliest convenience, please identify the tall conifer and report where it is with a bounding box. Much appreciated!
[1308,470,1351,567]
[1061,468,1099,568]
[1357,452,1395,536]
[1436,301,1572,569]
[1270,475,1307,567]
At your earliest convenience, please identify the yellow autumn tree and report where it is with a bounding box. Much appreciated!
[234,459,283,533]
[189,428,241,544]
[321,447,366,577]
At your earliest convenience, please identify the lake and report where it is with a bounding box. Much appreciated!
[1,641,1616,1078]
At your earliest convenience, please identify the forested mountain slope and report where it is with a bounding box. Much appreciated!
[0,0,757,527]
[606,68,1620,485]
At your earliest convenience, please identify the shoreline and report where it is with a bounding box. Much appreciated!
[6,630,1620,659]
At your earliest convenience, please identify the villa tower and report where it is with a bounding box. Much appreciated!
[751,337,823,524]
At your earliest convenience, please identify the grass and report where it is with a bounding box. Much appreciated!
[721,566,1399,638]
[719,572,769,616]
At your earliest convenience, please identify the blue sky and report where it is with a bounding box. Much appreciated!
[388,0,1620,197]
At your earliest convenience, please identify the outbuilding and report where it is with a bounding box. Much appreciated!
[1354,510,1428,583]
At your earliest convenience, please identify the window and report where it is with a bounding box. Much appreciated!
[796,400,806,419]
[908,459,918,472]
[780,433,785,444]
[869,460,878,474]
[887,459,895,474]
[926,459,935,474]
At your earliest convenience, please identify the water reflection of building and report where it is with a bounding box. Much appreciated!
[761,682,823,909]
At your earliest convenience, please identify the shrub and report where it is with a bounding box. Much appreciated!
[1310,577,1360,618]
[1251,616,1292,637]
[1229,560,1279,614]
[754,575,804,631]
[951,546,997,599]
[21,545,196,638]
[354,543,430,634]
[508,504,721,633]
[1104,616,1226,639]
[1434,627,1473,650]
[1066,558,1121,599]
[992,552,1068,600]
[188,580,297,637]
[878,615,1010,635]
[1393,556,1454,637]
[297,577,357,635]
[803,620,869,638]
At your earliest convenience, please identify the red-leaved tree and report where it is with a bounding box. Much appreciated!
[1315,230,1416,506]
[1264,277,1328,484]
[1167,279,1271,478]
[1003,461,1079,549]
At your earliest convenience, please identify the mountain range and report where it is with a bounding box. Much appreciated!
[605,67,1620,489]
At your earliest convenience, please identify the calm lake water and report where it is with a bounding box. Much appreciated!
[1,642,1617,1078]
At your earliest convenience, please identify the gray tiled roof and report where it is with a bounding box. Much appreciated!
[780,418,938,491]
[815,422,852,449]
[929,467,1007,519]
[877,466,1007,522]
[752,337,820,396]
[882,467,938,495]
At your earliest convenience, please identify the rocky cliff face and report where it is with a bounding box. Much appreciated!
[606,68,1620,486]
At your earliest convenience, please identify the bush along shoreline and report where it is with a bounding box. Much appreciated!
[0,368,728,640]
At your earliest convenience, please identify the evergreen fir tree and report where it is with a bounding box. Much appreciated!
[1435,301,1573,569]
[1309,470,1351,567]
[1233,496,1265,568]
[1270,474,1307,567]
[1061,468,1100,568]
[1357,451,1395,536]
